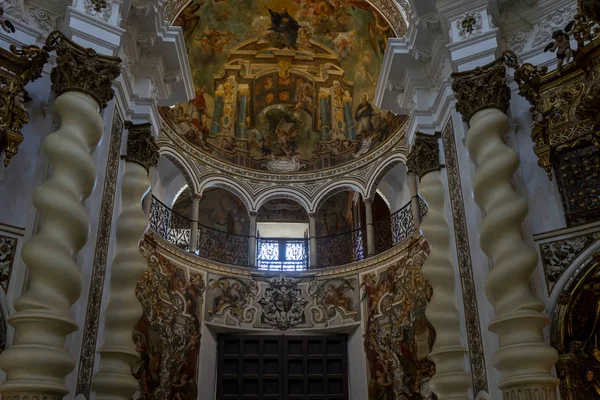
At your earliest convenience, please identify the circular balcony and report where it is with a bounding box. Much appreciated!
[147,194,427,274]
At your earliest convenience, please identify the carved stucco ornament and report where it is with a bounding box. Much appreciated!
[124,122,159,172]
[48,31,122,110]
[259,276,308,330]
[406,132,441,180]
[451,58,511,122]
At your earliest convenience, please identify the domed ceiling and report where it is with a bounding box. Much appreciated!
[166,0,404,172]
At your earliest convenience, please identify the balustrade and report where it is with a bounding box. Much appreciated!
[148,196,426,269]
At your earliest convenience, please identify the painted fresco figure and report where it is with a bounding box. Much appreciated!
[265,6,301,49]
[355,94,377,137]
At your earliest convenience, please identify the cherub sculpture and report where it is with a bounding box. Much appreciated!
[13,90,28,118]
[0,7,15,34]
[544,29,572,71]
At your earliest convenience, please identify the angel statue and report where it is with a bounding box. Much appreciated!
[544,28,573,71]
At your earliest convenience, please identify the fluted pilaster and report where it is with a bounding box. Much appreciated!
[0,32,121,399]
[408,132,471,400]
[92,122,159,400]
[452,59,558,398]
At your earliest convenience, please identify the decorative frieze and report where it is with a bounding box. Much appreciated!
[441,120,489,395]
[0,235,17,293]
[124,122,159,172]
[49,31,121,110]
[451,58,511,122]
[75,111,124,398]
[406,132,441,180]
[540,231,600,294]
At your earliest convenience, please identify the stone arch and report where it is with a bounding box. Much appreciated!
[254,188,312,215]
[159,148,199,194]
[198,176,253,214]
[365,155,406,200]
[312,182,366,214]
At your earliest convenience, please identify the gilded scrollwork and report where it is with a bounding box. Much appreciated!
[0,39,52,166]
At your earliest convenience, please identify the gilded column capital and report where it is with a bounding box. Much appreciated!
[451,58,511,122]
[406,132,442,180]
[124,122,159,172]
[48,31,121,110]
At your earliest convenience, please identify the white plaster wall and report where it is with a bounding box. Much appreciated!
[153,157,187,206]
[197,323,219,400]
[0,67,53,229]
[348,324,368,400]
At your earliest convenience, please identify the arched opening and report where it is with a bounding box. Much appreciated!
[551,251,600,399]
[314,189,366,267]
[148,156,196,251]
[255,198,309,271]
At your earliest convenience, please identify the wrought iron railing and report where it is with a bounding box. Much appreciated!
[257,238,309,271]
[197,225,249,267]
[374,200,415,255]
[315,228,367,268]
[149,196,192,251]
[149,195,427,269]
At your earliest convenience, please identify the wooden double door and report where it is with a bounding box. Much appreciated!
[216,335,349,400]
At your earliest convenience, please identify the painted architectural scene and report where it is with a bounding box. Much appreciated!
[362,241,435,400]
[164,0,403,171]
[133,240,205,400]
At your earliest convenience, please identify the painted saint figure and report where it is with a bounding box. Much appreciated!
[265,6,301,49]
[355,94,377,137]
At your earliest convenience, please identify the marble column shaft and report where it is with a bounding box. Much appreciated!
[249,212,258,267]
[190,194,201,253]
[364,198,375,256]
[309,213,317,268]
[452,58,558,399]
[0,31,121,399]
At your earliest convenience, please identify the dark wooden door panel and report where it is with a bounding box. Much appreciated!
[217,335,348,400]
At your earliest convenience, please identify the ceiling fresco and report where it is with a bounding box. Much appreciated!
[166,0,402,172]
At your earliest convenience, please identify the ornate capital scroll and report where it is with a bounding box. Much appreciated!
[124,122,159,171]
[48,31,121,110]
[451,58,511,122]
[406,132,442,180]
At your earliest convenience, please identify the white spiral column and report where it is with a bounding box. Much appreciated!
[0,32,121,399]
[407,133,471,400]
[92,122,159,400]
[452,59,558,398]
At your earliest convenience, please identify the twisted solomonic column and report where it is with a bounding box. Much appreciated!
[407,132,471,400]
[0,32,121,400]
[92,123,159,400]
[452,59,558,398]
